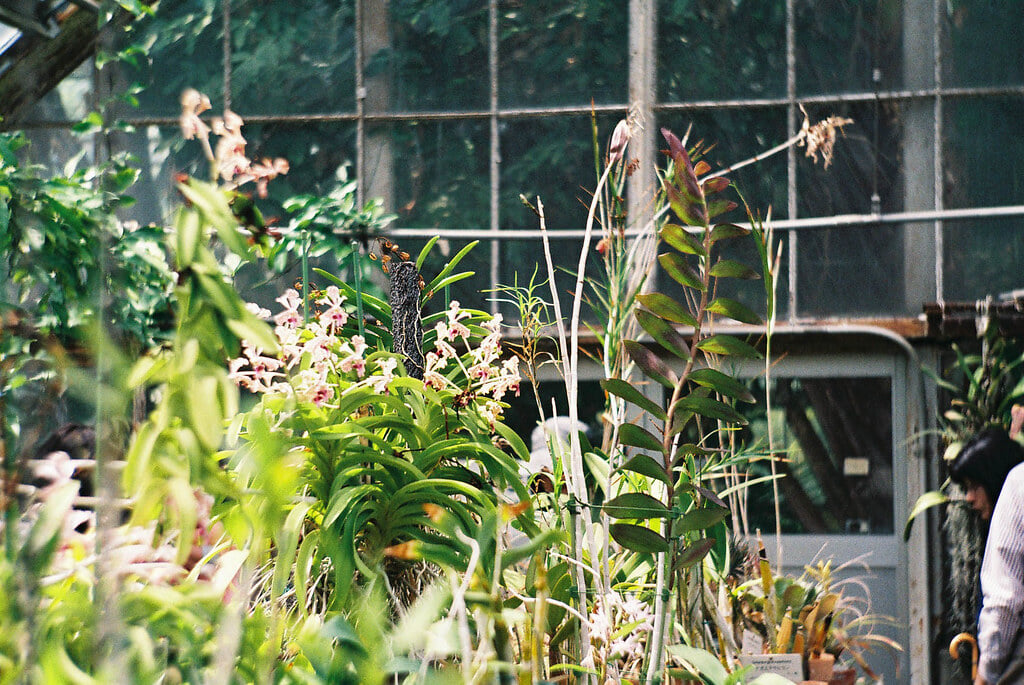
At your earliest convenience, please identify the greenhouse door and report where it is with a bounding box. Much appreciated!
[739,353,909,684]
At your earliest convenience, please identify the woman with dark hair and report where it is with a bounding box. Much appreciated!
[949,426,1024,521]
[949,426,1024,684]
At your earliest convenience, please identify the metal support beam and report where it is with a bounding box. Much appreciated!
[902,2,938,680]
[357,0,394,213]
[902,0,940,313]
[488,0,499,315]
[627,0,656,244]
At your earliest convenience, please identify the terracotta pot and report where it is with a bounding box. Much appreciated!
[807,653,835,681]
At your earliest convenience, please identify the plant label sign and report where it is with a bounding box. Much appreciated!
[740,653,804,681]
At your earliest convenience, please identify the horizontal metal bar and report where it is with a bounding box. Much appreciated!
[386,204,1024,241]
[17,84,1024,129]
[657,84,1024,112]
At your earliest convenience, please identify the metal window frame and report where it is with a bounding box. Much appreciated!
[13,0,1023,323]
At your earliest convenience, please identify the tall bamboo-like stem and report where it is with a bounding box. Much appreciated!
[534,158,620,683]
[537,199,592,682]
[763,226,784,565]
[747,204,784,566]
[567,161,616,616]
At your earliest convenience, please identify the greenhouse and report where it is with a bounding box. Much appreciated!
[2,1,1024,683]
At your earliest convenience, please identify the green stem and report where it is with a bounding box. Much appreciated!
[351,241,365,338]
[301,231,310,324]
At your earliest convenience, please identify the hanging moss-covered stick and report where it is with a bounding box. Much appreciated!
[389,260,424,380]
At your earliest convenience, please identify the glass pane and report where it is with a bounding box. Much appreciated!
[715,227,786,324]
[944,97,1024,209]
[944,0,1024,89]
[943,219,1024,302]
[231,1,356,115]
[250,122,358,200]
[499,0,628,108]
[128,1,225,118]
[100,125,208,226]
[389,119,490,230]
[795,224,908,317]
[795,0,902,96]
[797,101,901,217]
[501,115,619,230]
[20,127,96,177]
[742,376,894,535]
[19,61,93,124]
[383,0,489,112]
[658,0,786,102]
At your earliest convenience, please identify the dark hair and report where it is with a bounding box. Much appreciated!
[948,426,1024,505]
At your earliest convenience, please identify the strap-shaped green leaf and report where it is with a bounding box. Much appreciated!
[415,235,440,270]
[695,334,761,359]
[904,490,950,540]
[636,309,691,360]
[601,378,668,421]
[666,644,728,682]
[624,339,679,388]
[25,480,79,570]
[194,271,246,318]
[637,293,698,327]
[423,271,475,303]
[618,454,671,486]
[709,222,751,241]
[687,367,755,403]
[658,252,705,291]
[225,310,279,354]
[178,180,249,257]
[603,492,669,520]
[674,505,729,533]
[707,198,738,219]
[660,223,707,257]
[663,182,707,227]
[618,422,665,454]
[174,208,201,268]
[423,240,479,295]
[323,483,378,529]
[610,523,668,554]
[709,259,760,280]
[701,176,731,195]
[672,394,748,426]
[272,502,311,599]
[707,297,762,325]
[673,538,716,570]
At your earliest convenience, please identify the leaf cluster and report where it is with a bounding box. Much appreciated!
[603,128,762,564]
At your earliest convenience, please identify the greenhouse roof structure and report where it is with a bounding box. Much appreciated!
[0,0,123,124]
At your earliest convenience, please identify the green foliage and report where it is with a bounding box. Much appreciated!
[271,169,396,273]
[0,130,174,349]
[905,330,1024,540]
[599,127,767,680]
